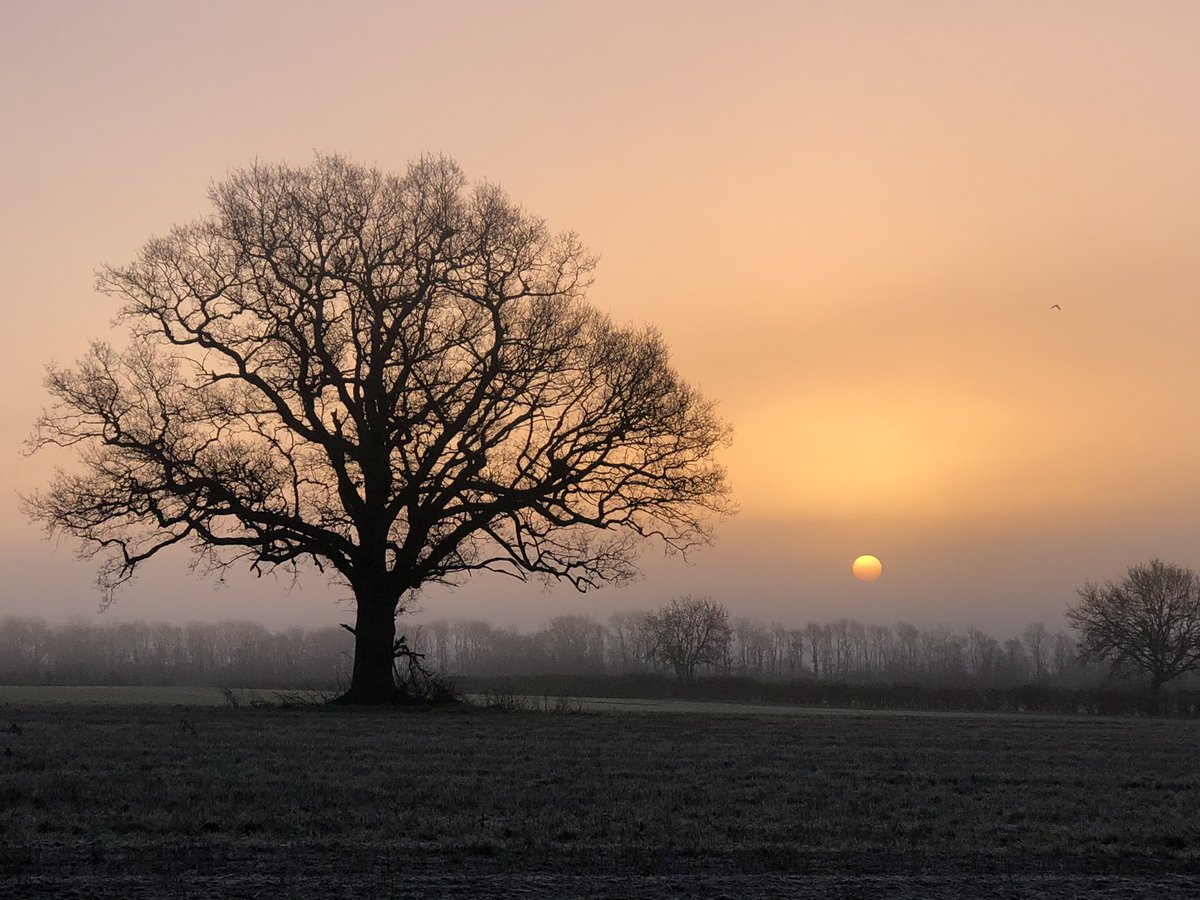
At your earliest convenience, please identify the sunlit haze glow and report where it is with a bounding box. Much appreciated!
[4,2,1200,634]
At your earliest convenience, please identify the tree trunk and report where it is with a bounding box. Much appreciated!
[333,594,401,704]
[1149,677,1166,716]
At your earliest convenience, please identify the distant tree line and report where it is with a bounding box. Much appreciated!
[0,618,350,688]
[6,592,1196,710]
[408,608,1094,687]
[0,610,1090,689]
[8,559,1200,715]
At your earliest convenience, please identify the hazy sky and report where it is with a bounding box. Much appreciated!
[3,1,1200,634]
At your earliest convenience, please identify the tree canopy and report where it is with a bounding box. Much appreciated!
[645,596,731,681]
[26,155,733,702]
[1067,558,1200,704]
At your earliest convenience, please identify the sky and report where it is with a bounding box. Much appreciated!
[3,0,1200,635]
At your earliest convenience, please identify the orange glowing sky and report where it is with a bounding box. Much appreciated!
[3,1,1200,633]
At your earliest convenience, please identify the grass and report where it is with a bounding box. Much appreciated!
[0,685,234,706]
[0,684,1136,718]
[3,697,1200,897]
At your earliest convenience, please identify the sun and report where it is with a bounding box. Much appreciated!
[852,554,883,582]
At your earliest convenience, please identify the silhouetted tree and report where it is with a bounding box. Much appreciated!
[804,621,829,678]
[733,617,772,675]
[893,621,921,675]
[1067,559,1200,709]
[999,636,1030,683]
[541,614,606,673]
[606,611,653,673]
[865,623,892,675]
[1022,622,1049,680]
[645,596,731,681]
[965,627,1000,680]
[1051,629,1076,679]
[24,155,732,703]
[921,624,965,680]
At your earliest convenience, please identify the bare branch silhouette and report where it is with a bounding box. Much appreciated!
[25,155,734,703]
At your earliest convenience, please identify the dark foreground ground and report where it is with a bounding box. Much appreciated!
[2,701,1200,898]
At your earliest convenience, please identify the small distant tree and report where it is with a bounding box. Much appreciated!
[893,621,921,676]
[606,610,652,673]
[865,623,893,676]
[999,636,1030,683]
[965,627,1000,680]
[1050,629,1076,679]
[733,617,772,676]
[1067,559,1200,709]
[1022,622,1049,680]
[921,624,965,680]
[645,596,731,681]
[804,621,830,679]
[541,614,606,674]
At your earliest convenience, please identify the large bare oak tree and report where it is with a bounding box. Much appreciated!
[26,155,732,703]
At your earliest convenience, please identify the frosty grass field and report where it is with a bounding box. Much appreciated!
[2,687,1200,898]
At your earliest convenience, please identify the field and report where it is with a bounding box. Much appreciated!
[3,693,1200,898]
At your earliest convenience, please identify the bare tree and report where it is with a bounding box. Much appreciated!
[829,619,853,676]
[866,623,893,676]
[606,611,652,673]
[921,624,965,680]
[804,621,832,679]
[733,617,772,676]
[999,637,1030,683]
[541,614,606,673]
[24,155,732,703]
[893,622,921,676]
[965,627,1000,680]
[1067,559,1200,708]
[1022,622,1048,680]
[1050,629,1075,679]
[766,623,789,677]
[645,596,731,681]
[422,619,452,671]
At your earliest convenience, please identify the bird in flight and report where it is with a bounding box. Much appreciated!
[1050,304,1062,310]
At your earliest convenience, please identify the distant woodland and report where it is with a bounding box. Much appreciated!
[0,611,1119,690]
[9,607,1200,717]
[416,613,1085,685]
